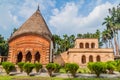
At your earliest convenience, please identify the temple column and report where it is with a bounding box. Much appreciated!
[22,50,26,62]
[31,51,35,63]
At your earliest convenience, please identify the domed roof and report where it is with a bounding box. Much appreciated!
[9,7,52,42]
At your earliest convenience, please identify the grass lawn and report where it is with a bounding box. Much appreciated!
[0,76,120,80]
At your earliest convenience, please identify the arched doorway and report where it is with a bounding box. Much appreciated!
[89,55,93,62]
[91,43,95,48]
[81,55,86,64]
[26,51,32,62]
[35,52,40,62]
[80,43,83,48]
[85,43,89,48]
[17,52,23,63]
[96,55,101,62]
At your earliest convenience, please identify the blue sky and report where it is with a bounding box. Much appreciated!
[0,0,119,39]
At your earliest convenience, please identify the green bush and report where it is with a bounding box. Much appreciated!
[88,62,107,77]
[65,63,79,77]
[17,62,25,72]
[2,62,15,74]
[46,63,56,77]
[87,62,94,73]
[64,63,71,73]
[23,62,34,75]
[34,62,42,73]
[106,61,116,74]
[54,63,61,73]
[77,68,91,73]
[115,60,120,72]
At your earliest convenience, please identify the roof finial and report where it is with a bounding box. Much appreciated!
[37,4,40,11]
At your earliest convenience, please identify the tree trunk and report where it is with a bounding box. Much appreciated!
[114,36,119,55]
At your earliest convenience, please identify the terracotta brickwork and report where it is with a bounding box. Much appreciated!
[54,38,114,67]
[8,34,50,64]
[8,7,52,65]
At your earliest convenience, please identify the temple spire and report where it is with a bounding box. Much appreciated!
[37,4,40,11]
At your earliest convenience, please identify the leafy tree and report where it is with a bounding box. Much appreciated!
[23,62,34,75]
[88,62,107,77]
[17,62,25,72]
[103,4,120,55]
[106,61,116,74]
[46,63,56,77]
[0,35,8,56]
[64,63,79,77]
[54,63,61,73]
[2,62,15,74]
[34,62,42,73]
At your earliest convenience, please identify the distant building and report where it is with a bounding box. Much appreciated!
[54,38,114,67]
[8,6,53,65]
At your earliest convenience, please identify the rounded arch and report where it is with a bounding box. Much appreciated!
[26,51,32,62]
[85,43,89,48]
[81,55,86,64]
[35,51,40,62]
[89,55,93,62]
[96,55,101,62]
[91,43,95,48]
[79,43,83,48]
[17,51,23,63]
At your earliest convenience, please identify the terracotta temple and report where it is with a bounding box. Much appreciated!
[8,7,53,65]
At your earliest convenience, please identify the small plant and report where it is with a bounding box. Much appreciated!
[106,61,116,74]
[54,63,61,73]
[65,63,79,77]
[17,62,25,72]
[46,63,56,77]
[2,62,15,74]
[34,62,42,73]
[87,62,94,74]
[23,62,34,75]
[88,62,107,77]
[115,60,120,72]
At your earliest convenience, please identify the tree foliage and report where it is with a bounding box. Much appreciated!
[17,62,25,72]
[34,62,42,73]
[46,63,56,77]
[23,62,34,75]
[2,62,15,74]
[64,63,79,77]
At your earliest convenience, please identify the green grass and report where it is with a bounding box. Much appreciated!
[0,76,120,80]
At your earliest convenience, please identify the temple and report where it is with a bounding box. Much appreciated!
[54,38,114,67]
[8,6,53,65]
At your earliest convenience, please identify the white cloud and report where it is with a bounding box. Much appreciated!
[49,2,116,35]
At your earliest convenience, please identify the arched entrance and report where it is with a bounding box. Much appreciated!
[89,55,93,62]
[26,51,32,62]
[96,55,101,62]
[17,52,23,63]
[81,55,86,64]
[35,52,40,62]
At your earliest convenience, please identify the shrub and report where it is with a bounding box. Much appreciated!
[115,60,120,72]
[17,62,25,72]
[34,62,42,73]
[89,62,107,77]
[106,61,116,74]
[87,62,94,73]
[46,63,56,77]
[23,62,34,75]
[65,63,79,77]
[54,63,61,73]
[77,68,91,73]
[64,63,71,73]
[2,62,15,74]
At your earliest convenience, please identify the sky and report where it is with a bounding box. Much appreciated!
[0,0,119,39]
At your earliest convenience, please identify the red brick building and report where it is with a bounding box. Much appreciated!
[8,7,53,65]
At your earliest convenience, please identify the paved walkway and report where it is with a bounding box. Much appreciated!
[0,71,120,78]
